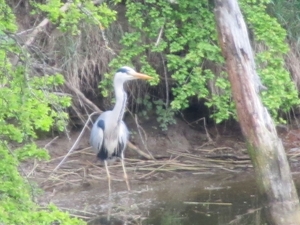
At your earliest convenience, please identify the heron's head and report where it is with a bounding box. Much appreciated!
[115,66,152,83]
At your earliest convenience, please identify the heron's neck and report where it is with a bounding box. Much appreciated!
[112,79,127,126]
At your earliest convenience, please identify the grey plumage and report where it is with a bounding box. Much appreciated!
[89,66,152,193]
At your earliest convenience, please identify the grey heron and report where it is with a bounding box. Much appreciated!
[90,66,152,193]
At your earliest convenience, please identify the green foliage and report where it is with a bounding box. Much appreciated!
[0,1,17,32]
[100,0,299,129]
[240,0,300,120]
[0,1,85,224]
[153,99,176,131]
[137,95,176,131]
[15,143,50,161]
[137,95,153,120]
[0,66,71,141]
[205,76,236,124]
[101,0,226,129]
[268,0,300,41]
[0,143,84,225]
[32,0,116,35]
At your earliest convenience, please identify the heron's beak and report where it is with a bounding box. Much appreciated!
[133,72,152,80]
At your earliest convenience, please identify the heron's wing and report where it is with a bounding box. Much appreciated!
[117,121,129,157]
[90,116,105,154]
[120,121,129,145]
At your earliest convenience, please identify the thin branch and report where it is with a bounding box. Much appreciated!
[134,114,155,160]
[65,81,102,113]
[161,53,169,107]
[51,112,100,174]
[127,141,154,160]
[25,3,71,47]
[155,25,164,47]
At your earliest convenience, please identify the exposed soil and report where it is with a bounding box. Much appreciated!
[22,116,300,223]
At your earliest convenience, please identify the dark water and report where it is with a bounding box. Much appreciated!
[142,175,265,225]
[87,172,269,225]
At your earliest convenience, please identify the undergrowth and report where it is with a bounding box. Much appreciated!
[97,0,300,129]
[0,1,85,224]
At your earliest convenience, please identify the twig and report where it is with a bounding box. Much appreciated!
[51,112,100,174]
[134,114,155,160]
[161,53,169,107]
[26,159,39,177]
[179,113,213,142]
[228,207,262,224]
[47,147,91,163]
[197,146,233,152]
[25,3,71,47]
[127,142,154,160]
[56,206,98,216]
[44,136,59,149]
[139,163,167,179]
[77,3,115,55]
[155,25,164,47]
[184,201,232,206]
[182,116,213,142]
[65,81,102,113]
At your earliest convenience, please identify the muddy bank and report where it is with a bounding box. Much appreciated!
[22,117,300,224]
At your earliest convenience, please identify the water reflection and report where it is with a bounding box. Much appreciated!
[141,174,266,225]
[87,174,267,225]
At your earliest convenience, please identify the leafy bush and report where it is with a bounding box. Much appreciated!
[32,0,116,35]
[101,0,299,128]
[268,0,300,41]
[0,1,85,224]
[241,0,300,121]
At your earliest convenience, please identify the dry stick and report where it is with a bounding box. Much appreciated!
[25,2,71,47]
[197,146,233,152]
[139,162,169,179]
[23,0,102,47]
[44,136,59,149]
[48,168,85,179]
[134,159,203,172]
[50,112,100,176]
[47,147,91,163]
[126,110,154,160]
[184,201,232,206]
[161,53,170,107]
[134,114,155,160]
[289,152,300,159]
[155,24,164,47]
[126,142,154,160]
[26,160,39,177]
[228,207,262,224]
[194,117,213,142]
[58,207,98,216]
[65,81,102,113]
[180,114,213,142]
[171,151,233,164]
[77,2,115,56]
[158,25,169,110]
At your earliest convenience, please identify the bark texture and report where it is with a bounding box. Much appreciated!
[214,1,300,224]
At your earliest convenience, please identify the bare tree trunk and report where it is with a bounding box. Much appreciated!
[214,0,300,224]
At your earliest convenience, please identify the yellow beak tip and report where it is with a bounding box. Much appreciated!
[134,72,153,80]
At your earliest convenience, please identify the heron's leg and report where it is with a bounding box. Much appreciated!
[104,160,112,196]
[121,154,131,191]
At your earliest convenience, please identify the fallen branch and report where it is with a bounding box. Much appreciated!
[25,2,71,47]
[127,142,154,160]
[50,112,99,175]
[65,81,102,114]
